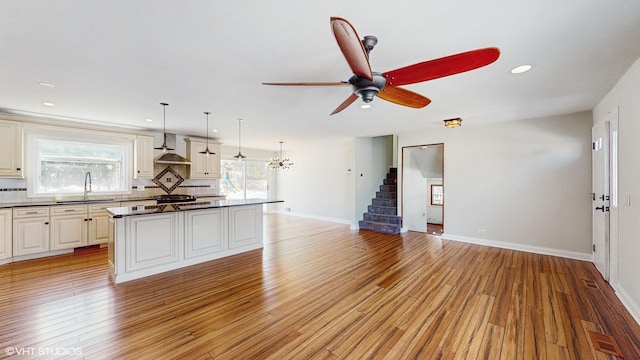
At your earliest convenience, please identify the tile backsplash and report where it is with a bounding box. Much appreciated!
[0,165,219,204]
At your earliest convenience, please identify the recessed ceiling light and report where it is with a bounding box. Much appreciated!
[510,64,532,74]
[145,118,153,122]
[212,129,218,133]
[360,104,372,109]
[39,82,55,88]
[43,101,55,107]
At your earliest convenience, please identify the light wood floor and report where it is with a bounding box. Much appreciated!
[1,214,639,359]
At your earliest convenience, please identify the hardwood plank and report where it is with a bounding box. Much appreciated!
[0,214,639,359]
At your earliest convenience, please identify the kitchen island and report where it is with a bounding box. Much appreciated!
[107,199,282,284]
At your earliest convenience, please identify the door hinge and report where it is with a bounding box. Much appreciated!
[593,244,596,252]
[592,142,596,150]
[592,193,596,201]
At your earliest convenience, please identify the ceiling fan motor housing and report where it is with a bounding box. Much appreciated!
[349,73,386,103]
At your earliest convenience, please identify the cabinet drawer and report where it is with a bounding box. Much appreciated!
[50,205,87,215]
[89,202,121,213]
[13,207,49,218]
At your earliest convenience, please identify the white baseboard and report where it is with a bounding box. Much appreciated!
[271,210,351,226]
[440,233,592,262]
[610,281,640,327]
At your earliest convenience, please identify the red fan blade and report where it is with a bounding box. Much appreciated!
[377,86,431,108]
[382,47,500,86]
[262,81,349,86]
[330,17,373,80]
[330,93,359,115]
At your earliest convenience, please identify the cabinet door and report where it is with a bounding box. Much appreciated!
[187,140,221,179]
[228,205,263,249]
[88,212,111,245]
[13,217,49,255]
[0,120,22,178]
[51,214,88,250]
[125,213,179,272]
[0,209,12,261]
[185,208,225,258]
[206,144,221,178]
[135,135,154,179]
[88,203,120,245]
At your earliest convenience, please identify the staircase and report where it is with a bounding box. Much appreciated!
[358,168,402,234]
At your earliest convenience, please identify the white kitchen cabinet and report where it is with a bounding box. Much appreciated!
[88,202,120,245]
[228,204,262,249]
[184,208,226,259]
[13,207,50,256]
[135,135,154,179]
[50,205,88,250]
[125,212,180,273]
[185,139,221,179]
[0,209,12,263]
[0,120,23,178]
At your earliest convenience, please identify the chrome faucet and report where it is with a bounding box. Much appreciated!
[84,171,92,200]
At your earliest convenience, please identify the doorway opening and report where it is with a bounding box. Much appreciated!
[401,143,444,234]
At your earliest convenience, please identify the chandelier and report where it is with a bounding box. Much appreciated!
[268,141,294,170]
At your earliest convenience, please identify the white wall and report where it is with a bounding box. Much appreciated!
[275,138,353,224]
[593,56,640,323]
[398,112,593,258]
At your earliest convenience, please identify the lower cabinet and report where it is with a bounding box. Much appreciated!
[13,207,50,256]
[0,209,12,262]
[125,212,180,272]
[185,208,226,259]
[50,205,88,251]
[110,204,265,283]
[228,205,262,249]
[88,202,120,245]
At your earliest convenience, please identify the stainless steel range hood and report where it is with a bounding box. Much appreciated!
[154,133,192,165]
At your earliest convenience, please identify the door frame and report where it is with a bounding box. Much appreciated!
[401,143,444,233]
[592,107,619,282]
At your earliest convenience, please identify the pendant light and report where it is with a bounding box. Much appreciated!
[268,141,294,170]
[233,118,246,160]
[154,102,174,153]
[198,111,215,157]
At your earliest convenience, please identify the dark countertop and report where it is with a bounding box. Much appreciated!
[107,199,283,218]
[0,195,225,209]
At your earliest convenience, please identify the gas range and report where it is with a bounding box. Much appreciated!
[154,194,197,204]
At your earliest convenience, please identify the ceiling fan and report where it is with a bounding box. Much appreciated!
[263,17,500,115]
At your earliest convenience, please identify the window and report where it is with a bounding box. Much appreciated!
[220,159,268,199]
[431,184,444,205]
[26,130,133,197]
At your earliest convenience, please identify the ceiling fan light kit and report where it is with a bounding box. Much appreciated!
[443,117,463,128]
[263,17,500,115]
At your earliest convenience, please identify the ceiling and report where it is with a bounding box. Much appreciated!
[2,1,640,151]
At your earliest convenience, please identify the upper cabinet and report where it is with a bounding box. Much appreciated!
[0,120,23,178]
[134,135,154,179]
[185,139,221,179]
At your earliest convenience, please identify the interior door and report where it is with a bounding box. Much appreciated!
[402,148,427,232]
[592,121,610,280]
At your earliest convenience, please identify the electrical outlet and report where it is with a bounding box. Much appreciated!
[478,229,487,235]
[285,207,291,212]
[137,185,145,192]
